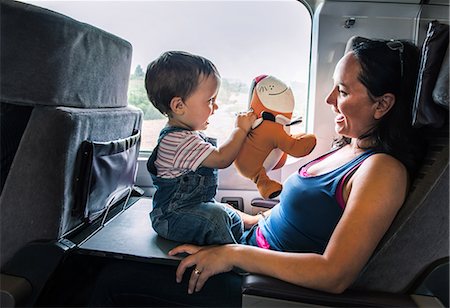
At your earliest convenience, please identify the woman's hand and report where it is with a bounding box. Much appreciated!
[168,244,236,294]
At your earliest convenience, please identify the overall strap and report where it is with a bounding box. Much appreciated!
[157,126,189,143]
[147,126,188,176]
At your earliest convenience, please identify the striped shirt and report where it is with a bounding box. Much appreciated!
[155,130,215,178]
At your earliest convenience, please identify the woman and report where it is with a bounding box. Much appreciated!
[90,38,425,306]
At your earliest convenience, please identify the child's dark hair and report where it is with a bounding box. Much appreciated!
[145,51,220,116]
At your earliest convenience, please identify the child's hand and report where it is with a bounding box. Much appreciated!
[235,111,256,134]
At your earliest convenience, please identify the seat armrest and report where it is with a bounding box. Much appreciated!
[250,198,279,209]
[242,274,417,307]
[0,273,32,307]
[1,240,71,306]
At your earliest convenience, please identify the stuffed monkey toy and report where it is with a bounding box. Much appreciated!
[234,75,316,199]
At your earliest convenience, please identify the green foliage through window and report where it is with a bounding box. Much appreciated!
[128,78,164,120]
[127,66,251,121]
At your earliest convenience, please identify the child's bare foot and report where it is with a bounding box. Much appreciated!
[233,208,259,229]
[222,203,258,229]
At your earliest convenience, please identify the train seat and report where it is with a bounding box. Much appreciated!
[242,24,449,307]
[0,0,142,273]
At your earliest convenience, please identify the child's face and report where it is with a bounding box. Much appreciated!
[179,74,220,131]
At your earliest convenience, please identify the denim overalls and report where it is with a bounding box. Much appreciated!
[147,126,243,245]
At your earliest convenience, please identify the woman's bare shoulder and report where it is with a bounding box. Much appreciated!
[351,152,409,200]
[361,152,407,175]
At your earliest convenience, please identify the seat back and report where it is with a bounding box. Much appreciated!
[352,21,449,293]
[0,1,142,267]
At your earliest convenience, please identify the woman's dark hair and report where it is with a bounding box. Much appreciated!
[145,51,220,116]
[336,39,426,177]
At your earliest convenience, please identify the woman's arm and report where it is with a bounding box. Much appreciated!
[171,153,408,294]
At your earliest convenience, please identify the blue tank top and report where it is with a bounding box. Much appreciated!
[259,148,375,253]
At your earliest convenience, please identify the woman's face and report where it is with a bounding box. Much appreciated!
[325,52,379,139]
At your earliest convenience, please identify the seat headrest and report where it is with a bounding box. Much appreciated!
[432,46,449,110]
[412,20,449,128]
[0,1,132,108]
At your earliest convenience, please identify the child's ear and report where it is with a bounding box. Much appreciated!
[374,93,395,120]
[170,97,184,115]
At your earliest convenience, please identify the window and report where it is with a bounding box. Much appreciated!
[23,0,311,152]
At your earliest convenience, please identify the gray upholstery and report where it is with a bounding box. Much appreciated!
[412,21,449,128]
[1,0,132,108]
[1,106,142,234]
[0,0,142,267]
[432,46,449,109]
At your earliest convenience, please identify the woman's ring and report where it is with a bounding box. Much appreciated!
[194,268,202,275]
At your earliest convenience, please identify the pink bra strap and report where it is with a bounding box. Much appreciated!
[336,161,364,209]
